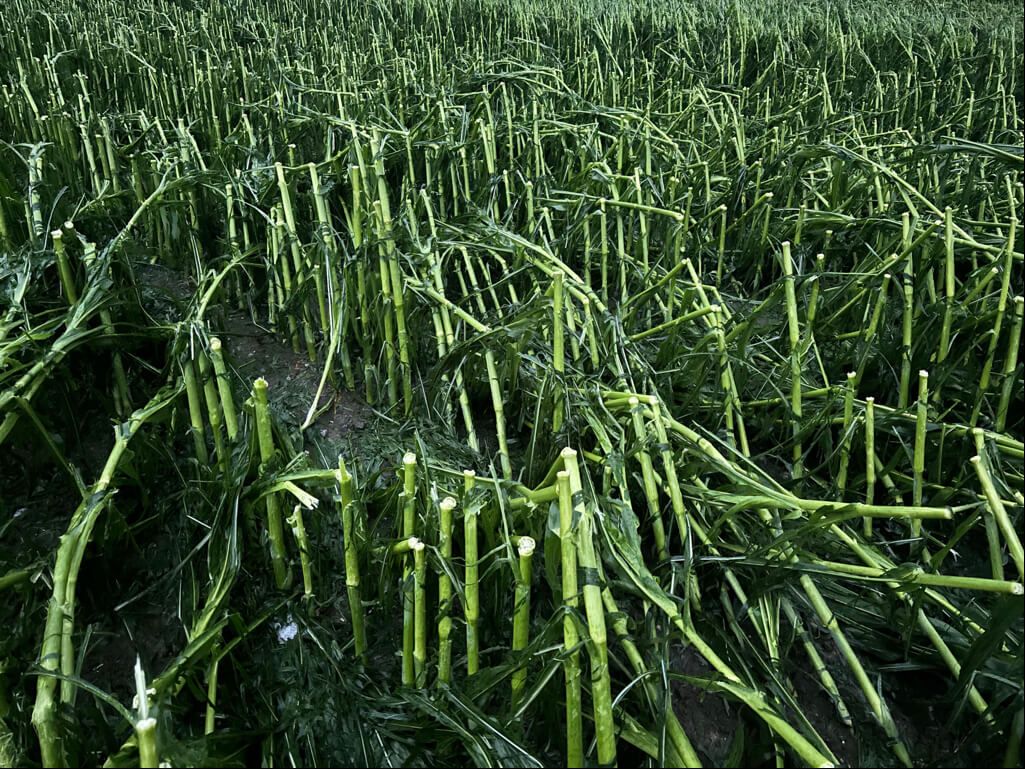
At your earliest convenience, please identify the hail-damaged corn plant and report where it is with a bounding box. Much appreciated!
[0,0,1022,767]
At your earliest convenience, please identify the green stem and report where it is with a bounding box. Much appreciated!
[864,397,875,537]
[553,272,565,432]
[629,398,668,563]
[414,541,427,688]
[199,350,226,473]
[52,230,78,305]
[252,378,290,590]
[438,497,456,685]
[836,372,856,494]
[557,469,583,768]
[287,505,314,599]
[912,371,929,539]
[205,648,219,735]
[183,357,208,464]
[401,453,417,686]
[971,455,1024,581]
[209,338,238,440]
[782,242,803,480]
[464,471,480,676]
[484,351,512,478]
[995,296,1023,433]
[564,449,616,767]
[338,458,366,659]
[511,536,535,710]
[136,718,158,769]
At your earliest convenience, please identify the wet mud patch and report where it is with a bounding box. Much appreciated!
[669,633,962,768]
[671,641,860,767]
[213,310,374,440]
[134,262,195,323]
[209,310,417,492]
[670,646,740,765]
[885,669,963,767]
[80,608,187,702]
[787,643,858,767]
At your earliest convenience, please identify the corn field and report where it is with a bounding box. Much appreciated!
[1,0,1022,766]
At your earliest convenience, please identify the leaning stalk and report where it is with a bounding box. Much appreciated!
[338,458,366,659]
[287,504,314,599]
[564,449,616,767]
[252,378,290,589]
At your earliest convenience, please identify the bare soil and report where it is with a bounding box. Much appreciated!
[214,310,373,441]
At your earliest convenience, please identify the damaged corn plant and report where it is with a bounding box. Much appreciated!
[1,0,1022,766]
